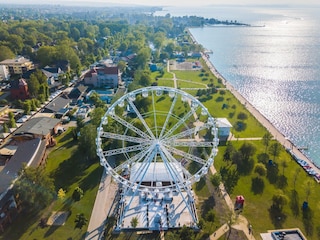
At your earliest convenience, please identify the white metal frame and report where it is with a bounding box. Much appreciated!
[96,86,219,230]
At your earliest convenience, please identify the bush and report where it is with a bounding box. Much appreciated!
[237,112,248,120]
[72,186,84,201]
[205,209,216,222]
[251,176,265,194]
[254,163,267,176]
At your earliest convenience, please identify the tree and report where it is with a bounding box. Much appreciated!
[90,91,106,109]
[22,101,31,115]
[135,47,151,69]
[58,188,66,200]
[8,111,16,128]
[293,168,301,189]
[179,225,193,240]
[2,123,9,133]
[272,191,288,210]
[281,160,288,175]
[254,163,267,176]
[239,142,256,161]
[223,142,235,162]
[13,165,55,211]
[117,60,127,73]
[0,46,15,61]
[28,75,40,98]
[211,173,222,190]
[269,142,282,161]
[74,213,88,230]
[262,132,272,152]
[36,46,56,67]
[90,107,105,127]
[78,123,97,161]
[130,217,138,228]
[72,186,84,201]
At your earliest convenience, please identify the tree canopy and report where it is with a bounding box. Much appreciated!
[13,165,55,211]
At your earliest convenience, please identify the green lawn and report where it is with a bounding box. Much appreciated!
[177,80,207,89]
[1,129,102,240]
[156,79,175,87]
[215,140,320,239]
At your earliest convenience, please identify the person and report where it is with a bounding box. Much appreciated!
[249,224,252,234]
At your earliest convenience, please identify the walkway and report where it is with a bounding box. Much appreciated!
[85,172,118,240]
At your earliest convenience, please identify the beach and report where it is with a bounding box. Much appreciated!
[187,29,320,183]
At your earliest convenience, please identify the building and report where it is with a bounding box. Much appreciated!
[216,118,233,140]
[260,228,307,240]
[0,57,34,75]
[13,117,61,145]
[83,66,120,88]
[0,138,47,232]
[10,78,29,100]
[68,85,88,105]
[44,96,70,118]
[0,65,10,81]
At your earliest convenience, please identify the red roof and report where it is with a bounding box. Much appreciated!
[84,67,119,78]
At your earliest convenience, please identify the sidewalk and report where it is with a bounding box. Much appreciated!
[85,171,117,240]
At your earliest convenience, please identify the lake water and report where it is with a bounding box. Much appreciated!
[156,5,320,165]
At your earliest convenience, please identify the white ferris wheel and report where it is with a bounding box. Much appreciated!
[96,86,219,230]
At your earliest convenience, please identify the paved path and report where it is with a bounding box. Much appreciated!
[85,171,117,240]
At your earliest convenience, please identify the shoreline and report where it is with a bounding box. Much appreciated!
[186,29,320,182]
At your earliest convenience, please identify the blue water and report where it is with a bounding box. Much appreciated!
[156,6,320,165]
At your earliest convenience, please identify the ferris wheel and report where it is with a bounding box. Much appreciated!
[96,86,219,192]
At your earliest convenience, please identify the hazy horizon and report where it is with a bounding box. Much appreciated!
[0,0,319,7]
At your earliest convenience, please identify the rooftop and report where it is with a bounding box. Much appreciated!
[0,138,46,199]
[45,96,70,113]
[14,117,60,136]
[0,57,32,65]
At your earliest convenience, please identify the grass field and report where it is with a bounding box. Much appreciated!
[1,129,102,240]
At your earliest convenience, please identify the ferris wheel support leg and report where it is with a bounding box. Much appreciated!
[158,149,198,225]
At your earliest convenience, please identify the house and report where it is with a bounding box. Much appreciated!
[12,117,61,145]
[42,66,63,80]
[0,65,10,81]
[0,138,47,232]
[68,85,88,105]
[0,57,34,75]
[10,78,29,100]
[216,118,233,140]
[43,96,71,118]
[83,66,120,88]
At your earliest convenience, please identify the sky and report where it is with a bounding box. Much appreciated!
[0,0,319,6]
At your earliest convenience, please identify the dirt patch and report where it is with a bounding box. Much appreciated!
[169,60,202,71]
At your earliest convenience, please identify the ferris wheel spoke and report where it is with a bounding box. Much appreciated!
[151,91,158,138]
[109,113,151,140]
[113,148,151,173]
[103,143,150,157]
[162,105,200,139]
[164,145,207,165]
[159,93,178,139]
[100,131,146,144]
[160,145,192,179]
[129,144,158,187]
[168,139,214,147]
[127,99,155,139]
[164,123,211,142]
